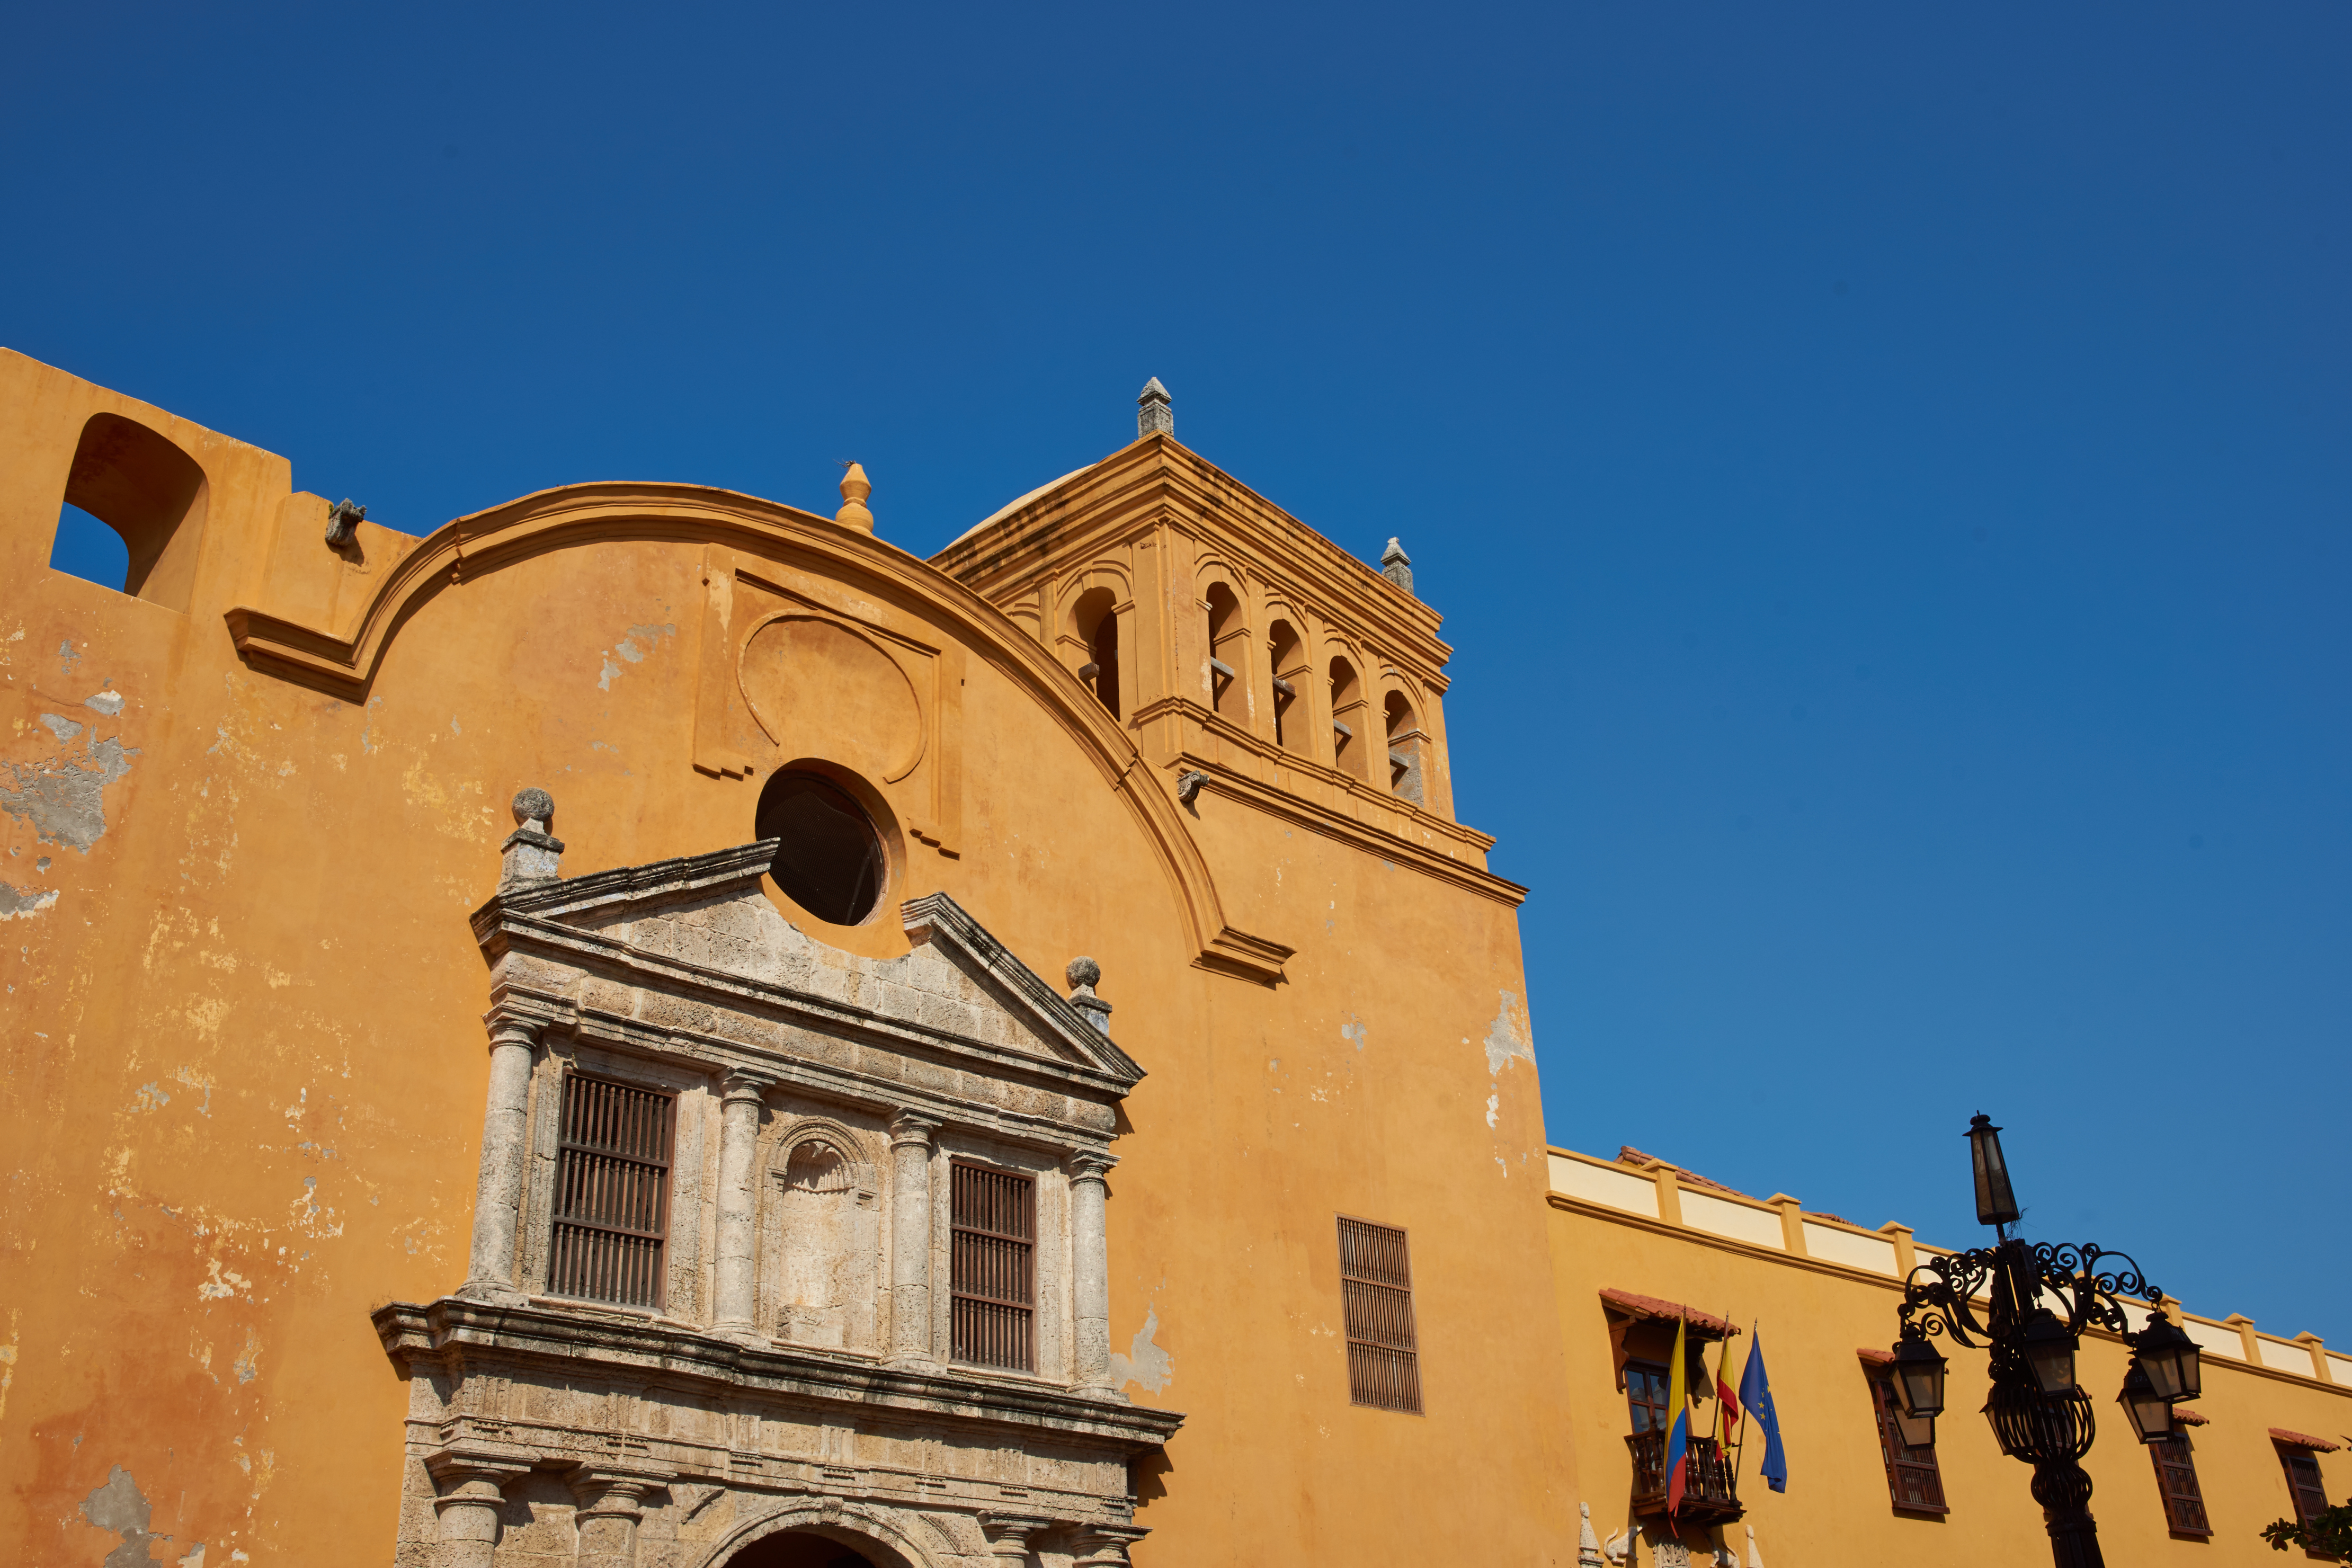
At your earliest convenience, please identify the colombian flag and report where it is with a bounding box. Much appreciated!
[1663,1316,1691,1517]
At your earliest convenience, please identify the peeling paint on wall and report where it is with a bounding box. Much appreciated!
[1339,1015,1366,1051]
[1110,1306,1174,1394]
[1,732,137,851]
[1,879,58,919]
[1482,989,1534,1076]
[39,712,84,742]
[598,622,677,689]
[0,1308,17,1424]
[85,688,126,716]
[80,1464,161,1566]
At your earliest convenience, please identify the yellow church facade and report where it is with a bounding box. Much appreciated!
[1,348,2341,1566]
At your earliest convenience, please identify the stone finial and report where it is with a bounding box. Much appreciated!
[325,497,367,548]
[1380,537,1415,597]
[500,786,565,890]
[836,462,875,532]
[1137,377,1173,440]
[1065,956,1113,1036]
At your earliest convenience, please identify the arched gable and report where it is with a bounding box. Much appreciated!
[222,482,1289,986]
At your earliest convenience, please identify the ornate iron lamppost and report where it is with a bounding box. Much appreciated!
[1887,1115,2203,1568]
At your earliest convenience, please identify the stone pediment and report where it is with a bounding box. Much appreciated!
[469,839,1143,1097]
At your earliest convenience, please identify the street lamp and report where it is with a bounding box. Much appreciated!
[1888,1115,2200,1568]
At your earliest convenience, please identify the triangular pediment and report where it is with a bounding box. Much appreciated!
[471,841,1141,1089]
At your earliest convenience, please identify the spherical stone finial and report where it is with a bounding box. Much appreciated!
[837,461,875,532]
[512,787,554,827]
[1066,956,1102,992]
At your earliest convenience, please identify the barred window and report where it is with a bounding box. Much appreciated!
[1339,1216,1422,1414]
[1868,1371,1948,1513]
[951,1162,1035,1371]
[549,1073,673,1310]
[2281,1446,2330,1527]
[2150,1436,2210,1537]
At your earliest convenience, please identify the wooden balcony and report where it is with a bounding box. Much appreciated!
[1626,1431,1744,1525]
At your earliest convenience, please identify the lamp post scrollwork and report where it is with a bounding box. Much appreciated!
[1887,1114,2203,1568]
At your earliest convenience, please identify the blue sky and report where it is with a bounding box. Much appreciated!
[10,4,2346,1336]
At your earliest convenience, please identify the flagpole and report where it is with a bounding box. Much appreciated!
[1729,1321,1755,1486]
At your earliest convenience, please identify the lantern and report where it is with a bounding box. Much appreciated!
[1890,1402,1936,1450]
[1965,1112,2020,1227]
[2117,1362,2175,1444]
[2020,1308,2078,1396]
[1890,1334,1947,1419]
[2133,1315,2203,1403]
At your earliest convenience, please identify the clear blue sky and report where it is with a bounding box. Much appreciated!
[9,5,2346,1338]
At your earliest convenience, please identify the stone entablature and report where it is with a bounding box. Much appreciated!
[375,811,1178,1566]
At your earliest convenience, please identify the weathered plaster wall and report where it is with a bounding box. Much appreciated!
[2,350,1579,1565]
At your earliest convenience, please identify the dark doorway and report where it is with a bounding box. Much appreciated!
[725,1528,884,1567]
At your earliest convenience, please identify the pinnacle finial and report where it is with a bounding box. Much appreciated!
[836,462,875,533]
[1380,538,1415,598]
[1137,378,1173,440]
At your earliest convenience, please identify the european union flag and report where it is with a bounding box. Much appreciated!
[1738,1329,1789,1493]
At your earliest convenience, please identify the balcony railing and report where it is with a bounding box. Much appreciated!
[1626,1431,1743,1525]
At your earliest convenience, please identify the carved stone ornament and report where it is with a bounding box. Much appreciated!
[378,826,1176,1567]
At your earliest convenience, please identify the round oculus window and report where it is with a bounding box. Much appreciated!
[755,771,885,926]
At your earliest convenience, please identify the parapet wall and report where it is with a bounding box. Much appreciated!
[1548,1145,2352,1391]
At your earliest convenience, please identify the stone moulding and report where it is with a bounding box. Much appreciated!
[222,480,1291,987]
[471,844,1146,1124]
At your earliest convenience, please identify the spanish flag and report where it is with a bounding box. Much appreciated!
[1664,1316,1691,1517]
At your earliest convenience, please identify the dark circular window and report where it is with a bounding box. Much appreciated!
[754,771,885,925]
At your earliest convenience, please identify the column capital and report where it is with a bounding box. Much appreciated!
[1072,1524,1149,1566]
[889,1108,942,1147]
[483,1013,540,1050]
[1064,1148,1117,1183]
[425,1444,532,1492]
[980,1513,1056,1554]
[567,1460,673,1519]
[721,1071,771,1106]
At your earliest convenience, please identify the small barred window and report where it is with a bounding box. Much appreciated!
[951,1162,1036,1371]
[549,1073,674,1309]
[1338,1216,1422,1413]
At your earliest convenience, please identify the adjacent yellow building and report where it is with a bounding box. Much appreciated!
[1548,1144,2350,1564]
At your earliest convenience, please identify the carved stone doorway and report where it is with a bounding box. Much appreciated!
[724,1528,888,1567]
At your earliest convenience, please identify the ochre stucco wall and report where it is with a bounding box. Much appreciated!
[1,349,1580,1564]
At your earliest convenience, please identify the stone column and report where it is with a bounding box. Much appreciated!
[888,1109,941,1368]
[981,1513,1053,1563]
[569,1464,670,1568]
[713,1072,768,1337]
[424,1449,527,1568]
[1072,1525,1148,1567]
[1067,1149,1117,1397]
[461,1017,538,1301]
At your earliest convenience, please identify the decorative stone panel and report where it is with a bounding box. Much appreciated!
[378,822,1175,1566]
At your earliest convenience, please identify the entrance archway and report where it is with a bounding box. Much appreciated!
[723,1528,886,1567]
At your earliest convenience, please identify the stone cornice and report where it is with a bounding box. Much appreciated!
[470,863,1143,1107]
[932,434,1451,674]
[374,1296,1185,1451]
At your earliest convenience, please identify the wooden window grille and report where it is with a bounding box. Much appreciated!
[1338,1216,1422,1414]
[1868,1372,1949,1513]
[548,1072,673,1310]
[2150,1436,2211,1537]
[950,1162,1035,1371]
[2281,1446,2331,1527]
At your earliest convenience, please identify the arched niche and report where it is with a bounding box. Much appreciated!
[1328,654,1368,781]
[1202,580,1246,720]
[1068,584,1121,719]
[759,1120,882,1352]
[56,412,210,612]
[1266,617,1307,753]
[1384,688,1426,805]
